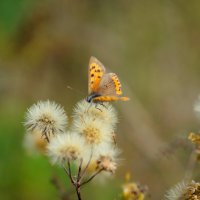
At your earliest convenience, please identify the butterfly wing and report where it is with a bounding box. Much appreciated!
[96,73,122,96]
[88,56,106,94]
[94,73,129,102]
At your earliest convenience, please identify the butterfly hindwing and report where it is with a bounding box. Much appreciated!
[110,73,122,95]
[96,73,122,96]
[88,56,105,93]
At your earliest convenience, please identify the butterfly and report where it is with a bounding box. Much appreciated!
[86,56,129,103]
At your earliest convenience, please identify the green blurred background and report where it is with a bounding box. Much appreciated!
[0,0,200,199]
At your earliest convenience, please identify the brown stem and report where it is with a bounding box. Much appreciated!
[77,159,83,181]
[80,169,103,187]
[67,160,82,200]
[42,131,50,143]
[46,135,50,143]
[74,160,83,200]
[75,185,82,200]
[80,150,93,182]
[67,161,75,185]
[63,164,74,185]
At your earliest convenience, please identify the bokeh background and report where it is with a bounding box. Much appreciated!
[0,0,200,199]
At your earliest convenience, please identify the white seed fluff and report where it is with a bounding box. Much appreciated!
[73,100,118,130]
[95,143,120,173]
[47,132,89,165]
[24,100,68,137]
[165,181,188,200]
[73,115,113,145]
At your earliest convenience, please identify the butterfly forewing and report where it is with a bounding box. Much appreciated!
[88,56,105,94]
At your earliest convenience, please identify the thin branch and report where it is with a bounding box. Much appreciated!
[75,186,82,200]
[77,158,83,182]
[80,150,93,181]
[41,131,50,143]
[80,169,103,187]
[63,164,70,177]
[62,162,75,186]
[63,163,82,200]
[67,160,75,185]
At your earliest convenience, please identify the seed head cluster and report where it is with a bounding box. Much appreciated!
[24,99,120,182]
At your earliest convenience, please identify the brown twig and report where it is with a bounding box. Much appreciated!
[75,185,82,200]
[80,169,103,187]
[67,160,75,185]
[79,150,93,182]
[61,156,102,200]
[77,158,83,181]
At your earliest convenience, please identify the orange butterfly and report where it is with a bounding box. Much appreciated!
[86,56,129,103]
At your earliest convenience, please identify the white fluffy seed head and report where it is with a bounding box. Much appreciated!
[165,180,200,200]
[24,101,68,138]
[165,181,188,200]
[83,143,120,173]
[80,142,120,174]
[47,132,90,165]
[73,115,113,145]
[73,100,118,130]
[94,143,120,173]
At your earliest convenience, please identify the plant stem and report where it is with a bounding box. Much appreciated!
[63,158,102,200]
[77,159,83,181]
[67,161,75,185]
[66,161,82,200]
[75,185,82,200]
[80,169,103,187]
[80,151,93,181]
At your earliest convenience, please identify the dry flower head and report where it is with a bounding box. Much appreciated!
[165,180,200,200]
[24,101,68,141]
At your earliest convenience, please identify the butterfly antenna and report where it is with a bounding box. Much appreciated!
[66,85,84,96]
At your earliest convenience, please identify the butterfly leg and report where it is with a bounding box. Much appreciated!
[99,102,107,109]
[95,103,102,112]
[86,102,93,113]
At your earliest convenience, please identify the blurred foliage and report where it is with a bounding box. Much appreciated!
[0,0,200,199]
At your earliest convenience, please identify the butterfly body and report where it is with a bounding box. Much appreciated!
[87,56,129,103]
[86,92,101,103]
[86,93,129,103]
